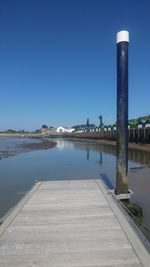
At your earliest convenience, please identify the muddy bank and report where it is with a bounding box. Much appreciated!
[0,140,57,160]
[96,140,150,152]
[67,138,150,152]
[95,139,150,152]
[19,140,57,150]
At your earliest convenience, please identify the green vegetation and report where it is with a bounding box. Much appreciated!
[72,124,96,132]
[42,124,48,129]
[129,115,150,126]
[2,129,17,134]
[33,129,41,134]
[125,202,143,217]
[0,129,30,134]
[122,200,143,225]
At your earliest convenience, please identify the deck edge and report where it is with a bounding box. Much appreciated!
[0,181,41,237]
[96,178,150,267]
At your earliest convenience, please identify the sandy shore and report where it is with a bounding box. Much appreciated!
[0,139,57,160]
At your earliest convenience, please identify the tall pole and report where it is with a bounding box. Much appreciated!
[87,118,89,132]
[99,115,103,128]
[116,30,129,195]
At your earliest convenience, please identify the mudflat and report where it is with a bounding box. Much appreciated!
[0,139,57,160]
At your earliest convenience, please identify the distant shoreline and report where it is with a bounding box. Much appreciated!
[0,135,150,160]
[0,133,42,138]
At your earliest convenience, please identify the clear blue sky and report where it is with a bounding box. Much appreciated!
[0,0,150,131]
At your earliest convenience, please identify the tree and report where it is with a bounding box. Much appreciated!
[42,124,48,129]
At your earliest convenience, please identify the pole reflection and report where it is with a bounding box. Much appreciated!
[73,141,150,165]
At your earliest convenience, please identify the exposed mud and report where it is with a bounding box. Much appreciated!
[0,140,57,160]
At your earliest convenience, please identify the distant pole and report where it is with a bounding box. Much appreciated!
[87,118,89,132]
[116,30,129,195]
[99,115,103,128]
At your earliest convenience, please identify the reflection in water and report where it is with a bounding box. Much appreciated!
[86,144,103,164]
[99,152,103,166]
[101,173,114,189]
[70,140,150,241]
[129,149,150,165]
[0,137,150,242]
[129,166,150,241]
[86,144,89,161]
[73,141,150,165]
[56,139,65,150]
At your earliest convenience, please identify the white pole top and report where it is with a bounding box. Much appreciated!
[117,30,129,43]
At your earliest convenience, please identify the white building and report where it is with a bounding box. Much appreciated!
[56,126,75,133]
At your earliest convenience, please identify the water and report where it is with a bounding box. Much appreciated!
[0,137,150,241]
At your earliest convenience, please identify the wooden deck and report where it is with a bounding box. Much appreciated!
[0,179,150,266]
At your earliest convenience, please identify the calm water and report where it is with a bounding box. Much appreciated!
[0,137,150,241]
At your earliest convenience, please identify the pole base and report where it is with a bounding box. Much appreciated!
[108,189,133,200]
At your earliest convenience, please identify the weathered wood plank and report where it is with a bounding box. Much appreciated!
[0,179,149,267]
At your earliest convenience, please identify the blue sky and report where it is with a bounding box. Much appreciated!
[0,0,150,131]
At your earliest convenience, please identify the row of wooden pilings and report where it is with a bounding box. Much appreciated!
[66,127,150,144]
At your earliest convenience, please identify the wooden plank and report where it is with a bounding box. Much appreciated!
[0,179,149,266]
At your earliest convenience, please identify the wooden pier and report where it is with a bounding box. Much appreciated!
[0,179,150,266]
[65,127,150,144]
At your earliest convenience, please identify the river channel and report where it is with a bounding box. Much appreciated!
[0,137,150,242]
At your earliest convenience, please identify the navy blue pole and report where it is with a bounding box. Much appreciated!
[116,30,129,195]
[87,118,89,132]
[99,115,103,128]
